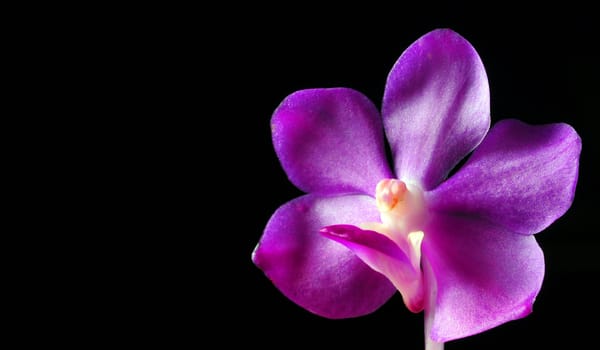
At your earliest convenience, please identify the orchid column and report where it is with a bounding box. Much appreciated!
[252,29,581,349]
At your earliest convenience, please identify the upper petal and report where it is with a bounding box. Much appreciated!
[382,28,490,190]
[272,88,393,195]
[422,213,545,342]
[252,194,396,319]
[427,119,581,235]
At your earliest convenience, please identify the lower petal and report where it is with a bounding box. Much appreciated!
[422,213,545,342]
[252,194,396,318]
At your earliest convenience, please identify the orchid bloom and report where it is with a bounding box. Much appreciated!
[252,29,581,349]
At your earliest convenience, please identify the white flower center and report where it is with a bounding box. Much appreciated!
[361,178,428,312]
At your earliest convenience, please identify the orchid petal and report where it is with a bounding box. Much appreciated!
[321,224,423,312]
[427,119,581,235]
[252,194,396,318]
[422,213,544,342]
[382,28,490,190]
[272,88,393,195]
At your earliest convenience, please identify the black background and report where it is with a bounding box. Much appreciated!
[196,5,598,350]
[15,4,598,349]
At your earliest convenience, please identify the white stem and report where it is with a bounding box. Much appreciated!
[425,338,444,350]
[422,254,443,350]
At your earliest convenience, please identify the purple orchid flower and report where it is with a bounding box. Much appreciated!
[252,28,581,349]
